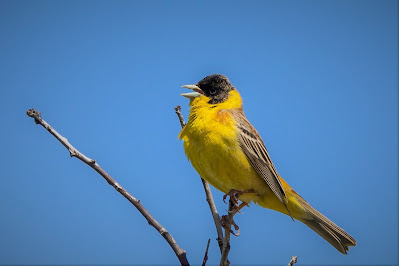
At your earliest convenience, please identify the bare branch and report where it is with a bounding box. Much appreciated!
[174,105,186,128]
[26,108,189,266]
[287,256,298,266]
[201,238,211,266]
[174,105,224,251]
[200,179,224,252]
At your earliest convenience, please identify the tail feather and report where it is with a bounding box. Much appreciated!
[298,198,356,254]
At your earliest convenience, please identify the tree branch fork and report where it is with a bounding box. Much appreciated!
[26,107,297,266]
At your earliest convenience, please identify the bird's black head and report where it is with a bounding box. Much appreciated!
[197,74,235,104]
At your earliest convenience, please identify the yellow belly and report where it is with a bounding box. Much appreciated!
[180,110,271,204]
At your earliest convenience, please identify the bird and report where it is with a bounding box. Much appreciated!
[178,74,356,254]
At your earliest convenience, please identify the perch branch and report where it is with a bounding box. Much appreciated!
[220,200,234,266]
[174,105,224,252]
[26,108,189,266]
[201,179,224,252]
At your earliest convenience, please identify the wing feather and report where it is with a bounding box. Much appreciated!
[230,109,290,213]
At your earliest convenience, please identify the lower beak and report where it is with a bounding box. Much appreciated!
[181,84,203,98]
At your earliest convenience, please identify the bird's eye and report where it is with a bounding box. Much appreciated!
[209,88,217,95]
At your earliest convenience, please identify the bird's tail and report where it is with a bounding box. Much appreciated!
[296,196,356,254]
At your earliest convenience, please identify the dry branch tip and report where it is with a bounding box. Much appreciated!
[26,108,42,124]
[287,255,298,266]
[174,105,181,112]
[202,238,211,266]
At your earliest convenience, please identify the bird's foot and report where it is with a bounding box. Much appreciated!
[221,190,252,237]
[223,189,253,212]
[223,189,243,210]
[221,215,240,236]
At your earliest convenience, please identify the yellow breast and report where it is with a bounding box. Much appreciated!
[179,90,269,203]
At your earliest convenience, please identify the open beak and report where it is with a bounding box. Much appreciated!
[181,84,204,98]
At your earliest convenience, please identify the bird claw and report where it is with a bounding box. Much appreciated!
[221,215,240,236]
[223,189,243,210]
[221,190,252,236]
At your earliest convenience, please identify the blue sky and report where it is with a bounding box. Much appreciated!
[0,0,397,265]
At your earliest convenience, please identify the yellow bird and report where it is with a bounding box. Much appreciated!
[178,74,356,254]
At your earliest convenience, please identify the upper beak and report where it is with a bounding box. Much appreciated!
[181,84,204,98]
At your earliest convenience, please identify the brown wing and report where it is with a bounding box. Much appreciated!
[230,109,290,214]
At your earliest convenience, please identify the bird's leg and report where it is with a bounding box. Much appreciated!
[232,202,249,215]
[223,189,244,209]
[223,189,255,210]
[221,190,254,236]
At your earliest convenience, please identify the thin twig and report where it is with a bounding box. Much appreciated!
[174,105,224,252]
[26,108,189,266]
[174,105,186,128]
[200,179,224,253]
[287,256,298,266]
[201,238,211,266]
[220,200,234,266]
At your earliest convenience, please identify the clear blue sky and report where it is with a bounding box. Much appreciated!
[0,0,397,265]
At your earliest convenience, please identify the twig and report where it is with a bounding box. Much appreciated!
[220,200,234,266]
[26,108,190,266]
[287,256,298,266]
[201,179,224,253]
[201,238,211,266]
[174,105,224,251]
[174,105,186,128]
